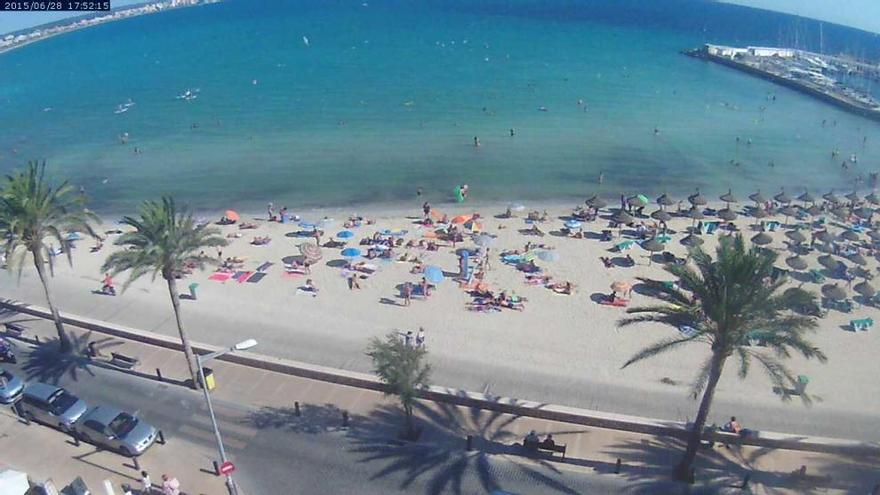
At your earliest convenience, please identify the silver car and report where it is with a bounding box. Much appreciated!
[0,368,24,404]
[18,383,88,431]
[75,406,158,456]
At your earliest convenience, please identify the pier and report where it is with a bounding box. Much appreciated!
[683,44,880,123]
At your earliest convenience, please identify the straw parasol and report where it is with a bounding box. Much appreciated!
[854,280,876,298]
[805,205,821,217]
[780,205,798,225]
[785,230,806,244]
[840,230,860,242]
[720,189,738,205]
[854,207,874,220]
[612,209,634,225]
[586,195,607,209]
[627,195,648,208]
[865,191,880,205]
[717,208,737,221]
[821,284,847,301]
[785,255,808,271]
[751,232,773,246]
[831,207,851,220]
[818,254,840,270]
[868,230,880,241]
[681,234,704,247]
[814,230,833,243]
[774,188,792,204]
[642,239,665,265]
[611,281,631,293]
[823,191,841,204]
[687,207,705,220]
[688,189,707,206]
[651,210,672,222]
[749,190,767,204]
[797,190,815,204]
[849,253,868,266]
[752,207,769,220]
[846,190,861,202]
[656,193,675,207]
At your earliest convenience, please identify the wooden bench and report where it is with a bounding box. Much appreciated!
[108,352,140,370]
[4,322,26,338]
[524,440,567,459]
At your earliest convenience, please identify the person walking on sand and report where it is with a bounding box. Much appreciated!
[403,281,413,306]
[161,474,180,495]
[267,202,275,221]
[415,327,426,348]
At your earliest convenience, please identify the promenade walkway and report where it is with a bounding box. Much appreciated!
[1,310,878,494]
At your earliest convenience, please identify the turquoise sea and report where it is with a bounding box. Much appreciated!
[1,0,879,213]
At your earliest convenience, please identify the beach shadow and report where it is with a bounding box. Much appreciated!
[583,231,606,241]
[589,292,608,304]
[284,231,314,238]
[379,297,403,306]
[326,259,348,268]
[245,403,350,434]
[548,230,567,238]
[610,256,635,268]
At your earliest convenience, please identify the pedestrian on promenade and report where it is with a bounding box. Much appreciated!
[140,471,153,494]
[404,330,414,347]
[415,327,425,349]
[161,474,180,495]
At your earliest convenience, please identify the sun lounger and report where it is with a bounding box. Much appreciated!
[615,240,635,252]
[809,269,826,283]
[766,221,780,232]
[256,261,273,272]
[656,234,672,243]
[850,317,874,331]
[354,263,378,274]
[247,272,267,283]
[705,222,719,235]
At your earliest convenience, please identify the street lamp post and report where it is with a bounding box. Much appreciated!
[196,338,257,495]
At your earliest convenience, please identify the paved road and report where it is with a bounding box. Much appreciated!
[0,351,723,495]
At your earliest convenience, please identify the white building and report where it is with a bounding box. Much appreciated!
[747,46,796,58]
[705,44,749,59]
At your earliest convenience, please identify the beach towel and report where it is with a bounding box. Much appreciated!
[615,240,634,252]
[247,272,267,283]
[256,261,273,272]
[296,288,318,297]
[850,318,873,331]
[598,298,629,307]
[233,271,254,283]
[282,271,304,280]
[208,272,233,282]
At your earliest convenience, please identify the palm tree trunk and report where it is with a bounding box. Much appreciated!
[166,276,201,389]
[404,402,413,436]
[32,249,70,352]
[674,351,727,482]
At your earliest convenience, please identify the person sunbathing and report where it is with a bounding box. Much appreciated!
[251,236,271,245]
[322,238,345,248]
[519,260,541,273]
[226,232,242,239]
[239,222,258,230]
[549,281,573,294]
[526,274,551,285]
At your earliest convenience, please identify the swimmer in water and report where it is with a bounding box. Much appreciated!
[474,136,480,147]
[416,187,422,197]
[598,172,604,184]
[510,128,515,137]
[653,127,660,136]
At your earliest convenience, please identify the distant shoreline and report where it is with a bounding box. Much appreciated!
[0,0,216,56]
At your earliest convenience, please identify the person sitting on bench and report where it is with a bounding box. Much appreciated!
[524,430,540,449]
[541,434,556,448]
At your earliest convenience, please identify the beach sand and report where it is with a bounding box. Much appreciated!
[1,199,878,439]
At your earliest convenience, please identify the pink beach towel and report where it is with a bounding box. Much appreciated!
[209,272,233,282]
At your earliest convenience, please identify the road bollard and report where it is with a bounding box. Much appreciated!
[740,473,751,489]
[156,430,166,445]
[156,368,163,382]
[614,458,621,474]
[341,410,349,428]
[466,435,473,451]
[294,401,301,417]
[213,460,221,476]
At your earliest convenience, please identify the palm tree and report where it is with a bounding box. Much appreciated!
[102,197,225,388]
[618,235,826,482]
[366,332,431,439]
[0,161,98,353]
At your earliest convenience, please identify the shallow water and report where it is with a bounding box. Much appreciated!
[0,0,878,213]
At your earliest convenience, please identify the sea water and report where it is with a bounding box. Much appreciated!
[1,0,879,214]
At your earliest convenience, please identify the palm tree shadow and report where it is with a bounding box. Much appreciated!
[244,403,349,434]
[349,400,584,495]
[22,331,119,384]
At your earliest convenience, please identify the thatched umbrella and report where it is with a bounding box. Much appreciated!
[720,189,738,206]
[687,207,705,220]
[846,190,861,203]
[865,191,880,205]
[821,283,847,301]
[854,280,876,298]
[814,230,833,243]
[749,190,767,204]
[627,195,648,209]
[688,189,707,206]
[612,209,634,225]
[656,193,675,208]
[849,253,868,266]
[681,234,704,247]
[797,190,815,205]
[751,232,773,246]
[785,255,808,271]
[785,230,807,245]
[774,188,792,204]
[779,205,798,226]
[868,230,880,242]
[840,230,860,242]
[805,205,821,217]
[823,191,841,204]
[651,210,672,222]
[831,207,851,220]
[718,208,738,221]
[642,238,665,265]
[586,195,608,209]
[854,207,874,220]
[752,207,769,220]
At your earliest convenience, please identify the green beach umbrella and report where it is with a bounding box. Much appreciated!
[751,232,773,246]
[637,194,649,204]
[749,190,767,204]
[627,195,647,208]
[651,209,672,222]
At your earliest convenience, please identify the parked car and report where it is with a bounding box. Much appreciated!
[75,406,157,456]
[17,383,88,431]
[0,368,24,404]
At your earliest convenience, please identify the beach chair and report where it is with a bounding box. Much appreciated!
[705,222,719,235]
[793,375,810,395]
[809,269,826,283]
[656,234,672,243]
[850,317,874,331]
[766,221,780,232]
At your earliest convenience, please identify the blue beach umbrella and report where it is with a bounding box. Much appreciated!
[337,230,354,239]
[537,250,559,262]
[564,220,582,230]
[341,247,362,258]
[423,266,444,284]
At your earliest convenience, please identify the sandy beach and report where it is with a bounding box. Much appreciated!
[1,196,879,440]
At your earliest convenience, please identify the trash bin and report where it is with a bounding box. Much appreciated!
[188,282,199,300]
[201,367,216,391]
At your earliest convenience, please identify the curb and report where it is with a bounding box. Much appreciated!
[3,299,879,458]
